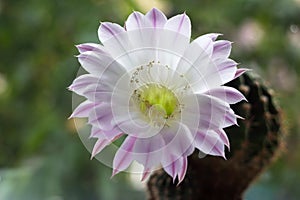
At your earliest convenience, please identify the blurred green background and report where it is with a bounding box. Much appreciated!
[1,0,300,199]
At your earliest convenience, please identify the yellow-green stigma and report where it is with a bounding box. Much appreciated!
[135,84,178,119]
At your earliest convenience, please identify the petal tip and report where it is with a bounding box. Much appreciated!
[141,169,151,182]
[236,114,245,120]
[176,179,183,186]
[90,154,95,160]
[112,169,120,178]
[67,86,73,91]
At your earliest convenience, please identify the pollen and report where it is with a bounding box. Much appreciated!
[134,84,179,119]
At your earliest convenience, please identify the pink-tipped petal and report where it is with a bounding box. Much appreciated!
[90,126,122,140]
[196,94,231,124]
[82,87,112,103]
[175,35,214,81]
[112,136,137,176]
[98,22,135,67]
[194,131,225,158]
[88,103,114,131]
[68,74,99,95]
[204,86,247,104]
[98,22,125,43]
[161,123,194,183]
[141,169,151,181]
[89,126,102,138]
[213,40,232,60]
[161,122,194,158]
[209,58,238,85]
[125,11,145,30]
[234,68,251,79]
[133,135,164,180]
[215,129,230,148]
[172,157,183,183]
[193,35,214,57]
[77,51,120,76]
[145,8,167,28]
[177,156,188,185]
[69,100,99,119]
[76,43,106,53]
[91,132,123,159]
[91,138,110,159]
[193,93,241,133]
[184,57,237,93]
[215,58,238,70]
[162,154,177,182]
[163,155,188,185]
[223,109,239,128]
[164,13,191,39]
[209,139,226,158]
[236,114,245,120]
[204,33,222,41]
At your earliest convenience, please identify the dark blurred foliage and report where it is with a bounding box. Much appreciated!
[0,0,299,199]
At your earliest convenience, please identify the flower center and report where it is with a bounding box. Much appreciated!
[134,83,179,119]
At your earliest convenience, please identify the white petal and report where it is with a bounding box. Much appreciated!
[103,10,189,71]
[192,35,214,58]
[164,13,191,40]
[98,22,125,43]
[112,9,170,68]
[154,13,191,68]
[98,23,136,68]
[145,8,167,28]
[125,30,156,68]
[125,29,189,71]
[176,35,238,92]
[125,11,145,30]
[175,35,214,90]
[191,59,237,92]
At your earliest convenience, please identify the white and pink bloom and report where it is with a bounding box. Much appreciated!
[69,8,247,184]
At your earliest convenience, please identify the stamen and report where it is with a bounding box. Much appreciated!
[132,83,180,126]
[129,62,192,127]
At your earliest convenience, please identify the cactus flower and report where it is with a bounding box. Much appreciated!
[69,8,247,184]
